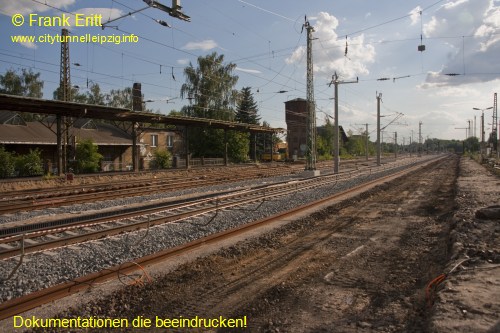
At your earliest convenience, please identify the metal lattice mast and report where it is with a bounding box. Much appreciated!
[304,18,316,171]
[56,29,71,175]
[59,29,71,102]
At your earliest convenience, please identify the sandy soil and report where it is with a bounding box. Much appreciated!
[12,155,499,333]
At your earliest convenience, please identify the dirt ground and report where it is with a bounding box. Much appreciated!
[429,157,500,333]
[18,155,499,333]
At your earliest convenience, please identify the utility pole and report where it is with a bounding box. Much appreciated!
[474,115,476,138]
[494,92,498,156]
[329,73,358,173]
[58,28,71,176]
[418,121,422,157]
[365,123,369,161]
[376,92,382,166]
[394,132,398,158]
[409,135,412,157]
[304,17,317,172]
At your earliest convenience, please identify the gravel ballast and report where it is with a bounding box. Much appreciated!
[0,156,436,303]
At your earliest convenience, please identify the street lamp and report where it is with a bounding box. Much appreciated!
[473,106,493,143]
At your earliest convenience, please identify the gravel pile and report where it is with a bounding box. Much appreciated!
[0,157,435,302]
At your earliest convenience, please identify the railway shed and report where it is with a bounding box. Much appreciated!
[0,93,282,175]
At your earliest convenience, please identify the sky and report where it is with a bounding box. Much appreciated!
[0,0,499,142]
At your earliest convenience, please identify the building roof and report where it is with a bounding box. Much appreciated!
[0,112,131,146]
[0,94,283,134]
[0,110,26,125]
[284,98,306,103]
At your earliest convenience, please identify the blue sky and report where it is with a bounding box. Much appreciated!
[1,0,499,141]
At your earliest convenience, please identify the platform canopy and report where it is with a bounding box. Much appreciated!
[0,94,283,134]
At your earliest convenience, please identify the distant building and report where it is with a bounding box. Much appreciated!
[0,111,184,172]
[285,98,347,159]
[139,127,184,169]
[285,98,308,159]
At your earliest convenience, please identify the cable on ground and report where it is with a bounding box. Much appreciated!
[425,258,470,307]
[1,234,25,281]
[117,261,153,287]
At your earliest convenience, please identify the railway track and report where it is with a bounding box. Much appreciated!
[0,165,297,215]
[0,158,393,215]
[0,162,379,259]
[0,154,445,320]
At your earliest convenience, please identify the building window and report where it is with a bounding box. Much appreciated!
[151,134,158,147]
[166,135,174,148]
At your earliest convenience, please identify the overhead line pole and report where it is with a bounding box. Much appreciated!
[418,121,423,157]
[330,73,358,173]
[376,92,382,166]
[304,17,317,172]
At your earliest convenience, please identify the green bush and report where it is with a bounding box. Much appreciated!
[0,146,15,178]
[75,139,103,173]
[150,149,172,169]
[15,148,43,177]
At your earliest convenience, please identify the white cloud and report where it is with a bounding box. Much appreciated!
[286,12,375,79]
[235,67,262,74]
[423,0,490,38]
[182,40,218,51]
[19,41,37,49]
[177,58,190,65]
[409,6,422,26]
[0,0,75,15]
[422,0,500,86]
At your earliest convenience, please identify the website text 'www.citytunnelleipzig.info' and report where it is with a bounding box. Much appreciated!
[11,33,139,45]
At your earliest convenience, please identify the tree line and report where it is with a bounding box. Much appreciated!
[1,52,470,175]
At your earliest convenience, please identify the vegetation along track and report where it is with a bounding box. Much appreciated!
[0,154,445,321]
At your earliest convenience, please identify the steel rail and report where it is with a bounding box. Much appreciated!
[0,167,299,215]
[0,155,447,320]
[0,163,378,259]
[0,157,386,214]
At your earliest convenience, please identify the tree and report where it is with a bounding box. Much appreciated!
[227,131,250,163]
[75,139,103,173]
[464,136,480,153]
[345,135,366,156]
[0,147,15,178]
[235,87,260,159]
[316,116,334,159]
[180,52,241,159]
[236,87,260,124]
[106,87,133,109]
[15,149,43,177]
[86,82,106,105]
[53,85,87,103]
[180,52,238,121]
[0,68,44,98]
[150,149,172,169]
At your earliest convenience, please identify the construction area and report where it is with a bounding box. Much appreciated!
[0,153,498,333]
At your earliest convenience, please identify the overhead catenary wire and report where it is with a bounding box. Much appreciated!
[3,0,496,131]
